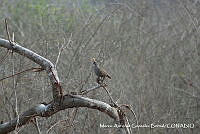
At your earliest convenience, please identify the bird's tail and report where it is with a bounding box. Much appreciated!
[107,74,111,79]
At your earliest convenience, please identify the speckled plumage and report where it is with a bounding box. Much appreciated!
[92,58,111,84]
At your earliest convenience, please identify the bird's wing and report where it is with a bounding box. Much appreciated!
[100,68,111,78]
[100,68,108,75]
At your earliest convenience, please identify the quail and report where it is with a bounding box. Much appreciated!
[91,58,111,84]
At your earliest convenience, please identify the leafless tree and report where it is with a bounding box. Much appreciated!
[0,38,132,134]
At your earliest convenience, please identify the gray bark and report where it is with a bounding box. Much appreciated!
[0,38,129,134]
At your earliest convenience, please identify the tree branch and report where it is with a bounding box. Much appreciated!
[0,38,130,134]
[0,95,120,134]
[0,38,61,99]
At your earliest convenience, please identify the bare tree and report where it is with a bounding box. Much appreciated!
[0,38,131,134]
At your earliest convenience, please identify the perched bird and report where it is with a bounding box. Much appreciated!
[91,58,111,84]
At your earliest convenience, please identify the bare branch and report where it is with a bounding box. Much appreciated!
[82,84,118,107]
[102,86,118,107]
[0,38,130,134]
[0,95,120,134]
[0,67,44,82]
[81,85,101,94]
[0,38,62,99]
[32,118,41,134]
[4,19,12,44]
[55,33,72,68]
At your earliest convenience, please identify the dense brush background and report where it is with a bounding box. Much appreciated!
[0,0,200,133]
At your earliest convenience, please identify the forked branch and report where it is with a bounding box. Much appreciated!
[0,38,61,99]
[0,38,131,134]
[0,95,121,134]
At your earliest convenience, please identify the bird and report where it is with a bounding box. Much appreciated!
[91,58,111,84]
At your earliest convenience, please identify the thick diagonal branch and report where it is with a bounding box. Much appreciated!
[0,38,61,98]
[0,95,119,134]
[0,38,130,134]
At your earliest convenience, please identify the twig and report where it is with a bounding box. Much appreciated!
[102,86,118,107]
[47,120,63,133]
[120,104,139,134]
[12,32,15,42]
[47,110,78,134]
[81,85,101,95]
[84,7,118,46]
[178,0,198,33]
[4,19,12,45]
[32,117,41,134]
[0,67,44,82]
[1,19,13,65]
[82,84,118,107]
[35,118,41,134]
[55,33,72,68]
[124,116,132,134]
[65,108,78,129]
[0,49,10,65]
[174,87,200,100]
[11,52,19,134]
[116,89,123,104]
